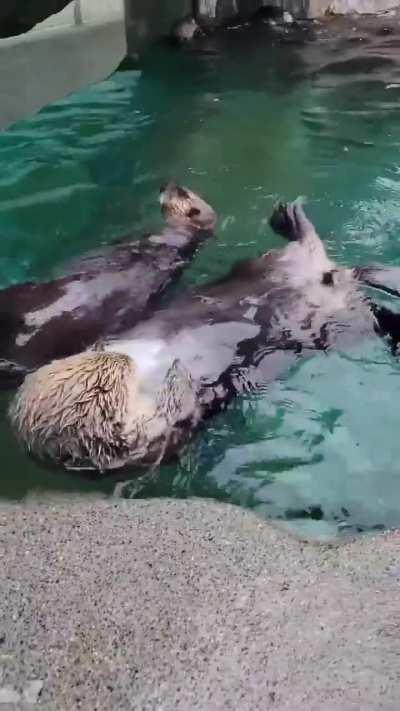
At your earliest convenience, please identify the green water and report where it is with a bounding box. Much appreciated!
[2,21,400,538]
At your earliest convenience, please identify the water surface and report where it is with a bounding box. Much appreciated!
[1,17,400,538]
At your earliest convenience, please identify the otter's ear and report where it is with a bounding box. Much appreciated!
[187,207,201,218]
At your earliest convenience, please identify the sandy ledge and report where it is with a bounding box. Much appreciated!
[0,496,399,710]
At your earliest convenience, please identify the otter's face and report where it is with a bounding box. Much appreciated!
[159,183,217,233]
[175,16,201,42]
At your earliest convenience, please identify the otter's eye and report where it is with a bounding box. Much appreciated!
[177,187,189,199]
[187,207,201,218]
[159,184,167,194]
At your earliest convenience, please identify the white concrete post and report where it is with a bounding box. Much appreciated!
[79,0,124,24]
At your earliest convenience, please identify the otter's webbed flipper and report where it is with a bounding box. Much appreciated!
[371,302,400,353]
[270,201,318,243]
[269,201,331,271]
[354,265,400,299]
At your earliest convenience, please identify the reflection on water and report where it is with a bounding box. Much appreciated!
[1,16,400,538]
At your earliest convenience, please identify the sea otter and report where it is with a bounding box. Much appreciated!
[10,200,400,474]
[171,15,203,44]
[0,183,216,388]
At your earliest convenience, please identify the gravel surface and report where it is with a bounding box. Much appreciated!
[0,496,399,710]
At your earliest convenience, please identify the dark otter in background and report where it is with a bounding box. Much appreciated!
[0,183,217,388]
[171,15,203,44]
[11,200,400,474]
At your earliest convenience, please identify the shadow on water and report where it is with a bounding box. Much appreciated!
[2,17,400,538]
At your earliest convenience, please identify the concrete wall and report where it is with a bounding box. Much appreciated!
[0,0,197,128]
[33,0,124,30]
[0,0,126,130]
[33,4,76,29]
[125,0,192,53]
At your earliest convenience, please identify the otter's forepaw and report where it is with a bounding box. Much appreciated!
[269,202,297,241]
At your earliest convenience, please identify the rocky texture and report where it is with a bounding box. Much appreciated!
[196,0,276,24]
[1,0,399,43]
[195,0,399,20]
[0,497,399,709]
[308,0,398,15]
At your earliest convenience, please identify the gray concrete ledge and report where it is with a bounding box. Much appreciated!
[0,497,399,709]
[0,20,126,130]
[0,0,126,130]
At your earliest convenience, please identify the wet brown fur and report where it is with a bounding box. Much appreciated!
[10,349,201,473]
[9,352,148,472]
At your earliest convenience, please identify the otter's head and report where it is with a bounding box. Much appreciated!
[9,350,199,473]
[171,15,202,43]
[159,183,217,233]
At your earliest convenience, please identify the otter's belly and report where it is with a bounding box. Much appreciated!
[104,336,173,398]
[105,320,261,393]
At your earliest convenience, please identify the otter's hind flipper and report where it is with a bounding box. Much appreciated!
[269,201,318,243]
[354,265,400,299]
[371,302,400,352]
[269,201,331,270]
